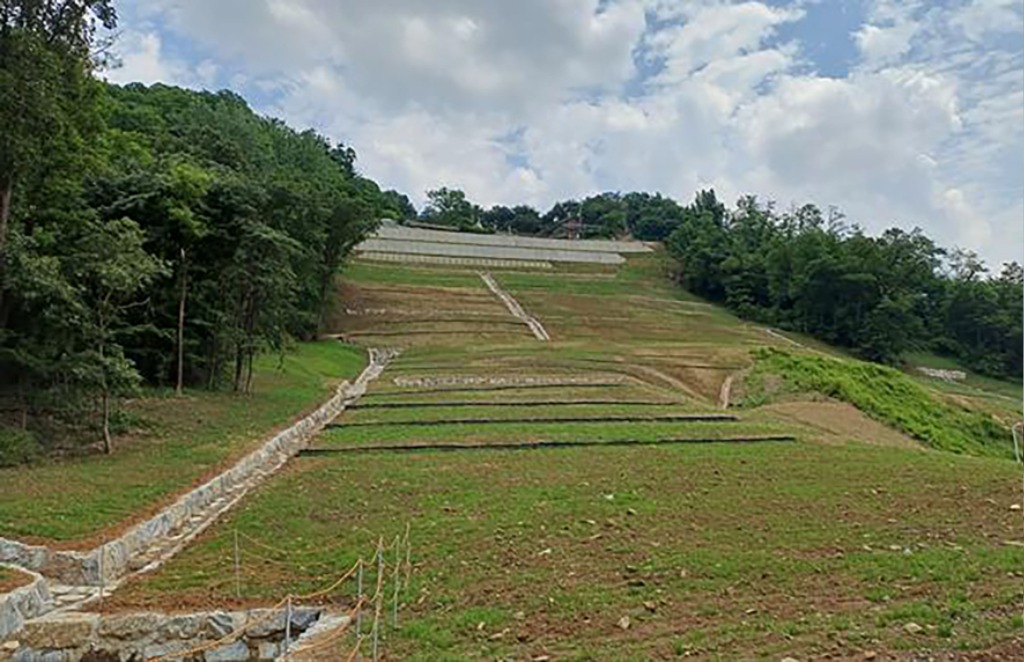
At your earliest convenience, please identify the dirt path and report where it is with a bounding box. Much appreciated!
[480,272,551,340]
[719,374,734,409]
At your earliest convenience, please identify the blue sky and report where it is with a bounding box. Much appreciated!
[108,0,1023,268]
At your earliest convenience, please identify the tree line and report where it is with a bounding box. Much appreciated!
[0,1,391,456]
[402,187,683,240]
[409,186,1021,379]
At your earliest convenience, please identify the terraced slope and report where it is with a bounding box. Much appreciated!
[104,252,1024,660]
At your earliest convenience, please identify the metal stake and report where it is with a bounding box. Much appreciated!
[372,541,383,661]
[392,536,401,628]
[355,558,365,660]
[233,529,241,599]
[404,522,412,589]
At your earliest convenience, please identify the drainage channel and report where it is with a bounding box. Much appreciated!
[300,435,796,455]
[327,414,739,428]
[349,400,685,409]
[362,382,631,398]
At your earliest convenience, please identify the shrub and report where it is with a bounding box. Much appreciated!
[0,427,41,467]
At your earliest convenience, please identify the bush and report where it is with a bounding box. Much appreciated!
[748,348,1011,458]
[0,427,41,467]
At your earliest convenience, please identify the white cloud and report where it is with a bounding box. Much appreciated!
[854,22,918,64]
[951,0,1024,42]
[105,31,185,86]
[112,0,1024,266]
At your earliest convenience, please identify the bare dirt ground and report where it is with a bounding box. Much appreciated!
[760,400,923,449]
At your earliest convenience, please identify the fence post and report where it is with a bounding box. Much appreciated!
[372,539,383,662]
[233,529,241,600]
[355,557,364,661]
[404,522,412,589]
[392,536,401,628]
[285,595,293,655]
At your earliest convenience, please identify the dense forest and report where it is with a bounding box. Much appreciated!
[411,188,1022,380]
[0,1,394,456]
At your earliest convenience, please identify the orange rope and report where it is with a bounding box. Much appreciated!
[284,597,365,659]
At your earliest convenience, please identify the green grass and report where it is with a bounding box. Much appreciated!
[317,417,788,448]
[344,403,703,423]
[494,254,684,299]
[746,348,1014,457]
[107,442,1024,658]
[342,261,487,289]
[903,351,1023,403]
[94,250,1024,658]
[0,341,366,542]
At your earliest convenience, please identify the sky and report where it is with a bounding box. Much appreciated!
[105,0,1024,268]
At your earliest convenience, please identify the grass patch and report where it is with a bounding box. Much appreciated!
[106,442,1023,658]
[746,348,1012,458]
[0,341,366,543]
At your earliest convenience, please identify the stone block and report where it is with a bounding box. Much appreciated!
[97,612,162,640]
[204,640,249,661]
[256,641,279,660]
[204,612,238,638]
[12,648,77,662]
[158,614,204,640]
[19,613,97,650]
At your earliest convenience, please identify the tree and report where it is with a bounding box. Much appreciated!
[580,193,627,238]
[0,0,117,320]
[623,192,685,241]
[422,187,478,230]
[71,216,165,453]
[380,189,416,221]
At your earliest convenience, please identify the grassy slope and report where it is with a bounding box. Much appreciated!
[108,443,1023,658]
[0,341,366,543]
[747,348,1013,458]
[104,252,1023,658]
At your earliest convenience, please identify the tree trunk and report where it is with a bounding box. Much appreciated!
[101,389,112,454]
[176,248,188,396]
[233,343,245,392]
[0,175,12,325]
[244,348,255,394]
[0,175,11,261]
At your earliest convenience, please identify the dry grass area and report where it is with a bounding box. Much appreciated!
[99,252,1024,659]
[0,565,33,593]
[760,400,923,449]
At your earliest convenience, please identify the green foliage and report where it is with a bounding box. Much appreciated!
[665,192,1021,378]
[380,189,416,221]
[422,187,480,230]
[480,204,543,234]
[0,77,392,454]
[0,427,39,467]
[748,348,1011,457]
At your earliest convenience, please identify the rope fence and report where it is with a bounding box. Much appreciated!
[151,526,413,662]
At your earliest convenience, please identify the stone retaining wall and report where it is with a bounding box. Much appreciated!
[0,607,326,661]
[0,348,395,589]
[0,569,50,641]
